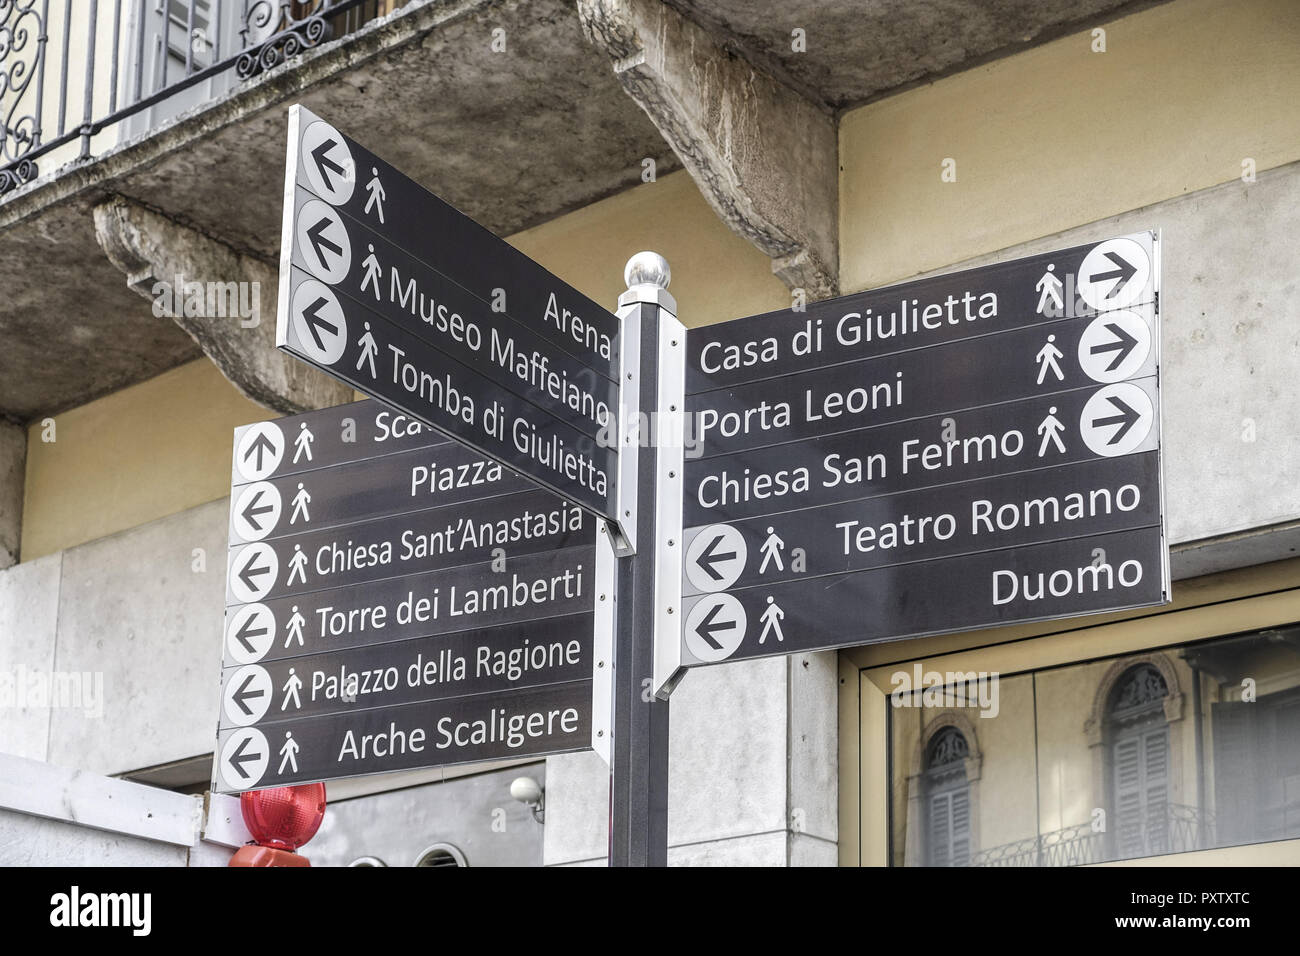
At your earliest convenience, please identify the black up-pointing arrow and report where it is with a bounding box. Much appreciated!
[238,552,272,592]
[232,674,266,717]
[1089,251,1138,300]
[1089,321,1140,371]
[228,735,262,780]
[233,615,268,655]
[306,216,343,268]
[300,296,337,351]
[1091,394,1143,445]
[696,602,736,651]
[244,431,276,471]
[310,138,347,191]
[696,534,737,582]
[241,489,275,532]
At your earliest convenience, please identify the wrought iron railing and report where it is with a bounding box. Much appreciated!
[0,0,389,195]
[971,803,1217,867]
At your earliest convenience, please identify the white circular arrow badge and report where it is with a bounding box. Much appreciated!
[685,524,747,593]
[296,198,352,285]
[1076,238,1151,312]
[232,481,282,542]
[223,664,273,727]
[684,594,747,663]
[220,727,269,791]
[291,279,348,365]
[230,542,279,604]
[234,421,284,482]
[300,120,356,205]
[226,603,276,665]
[1080,383,1155,458]
[1077,310,1152,383]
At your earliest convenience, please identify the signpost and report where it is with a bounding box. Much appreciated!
[656,232,1167,689]
[277,105,630,537]
[213,400,613,794]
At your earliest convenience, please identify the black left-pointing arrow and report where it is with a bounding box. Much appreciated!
[238,552,272,592]
[696,534,738,582]
[1091,394,1143,445]
[306,216,344,268]
[1089,321,1140,371]
[696,602,736,651]
[232,674,266,717]
[241,489,275,532]
[1089,250,1138,300]
[300,296,338,351]
[228,735,262,780]
[310,138,347,192]
[233,615,268,655]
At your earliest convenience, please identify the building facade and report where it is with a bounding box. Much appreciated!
[0,0,1297,866]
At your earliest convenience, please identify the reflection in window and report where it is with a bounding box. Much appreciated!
[888,623,1300,865]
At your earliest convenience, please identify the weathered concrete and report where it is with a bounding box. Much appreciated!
[0,421,24,568]
[579,0,839,299]
[0,808,189,866]
[662,0,1159,110]
[0,553,62,762]
[0,0,677,421]
[93,195,352,413]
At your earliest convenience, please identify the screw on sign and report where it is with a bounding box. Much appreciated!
[228,783,327,868]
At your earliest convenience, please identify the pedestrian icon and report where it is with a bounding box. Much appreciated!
[1080,382,1155,457]
[758,596,785,644]
[290,482,312,525]
[684,594,747,663]
[1077,309,1152,383]
[1037,406,1067,456]
[223,664,272,727]
[1035,263,1064,315]
[235,421,284,482]
[230,542,278,603]
[360,244,382,300]
[286,544,309,587]
[220,727,269,789]
[759,527,785,574]
[296,198,351,285]
[226,603,276,665]
[281,668,303,711]
[1035,334,1065,384]
[684,524,747,592]
[356,322,380,378]
[278,731,300,775]
[1076,238,1151,311]
[293,422,315,463]
[285,605,306,648]
[364,167,386,223]
[232,481,282,541]
[290,279,348,365]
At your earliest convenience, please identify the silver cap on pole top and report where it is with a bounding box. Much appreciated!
[620,251,676,313]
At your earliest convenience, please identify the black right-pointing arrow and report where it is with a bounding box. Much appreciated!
[696,602,736,651]
[300,296,338,352]
[1091,394,1143,445]
[241,489,275,532]
[310,138,347,192]
[305,216,344,268]
[696,534,738,582]
[244,431,276,471]
[1089,250,1138,300]
[228,735,261,780]
[232,674,266,717]
[238,552,272,592]
[1089,321,1140,371]
[233,615,268,655]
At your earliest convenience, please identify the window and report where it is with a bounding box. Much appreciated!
[924,727,971,866]
[1106,664,1170,859]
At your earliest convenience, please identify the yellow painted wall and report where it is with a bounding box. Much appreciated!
[21,359,272,560]
[19,170,786,559]
[838,0,1300,290]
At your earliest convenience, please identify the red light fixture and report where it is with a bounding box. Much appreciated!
[228,783,326,867]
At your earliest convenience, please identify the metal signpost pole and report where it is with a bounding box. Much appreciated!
[608,254,683,867]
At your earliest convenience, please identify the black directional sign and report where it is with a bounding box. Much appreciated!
[277,105,622,523]
[215,397,609,793]
[676,233,1167,670]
